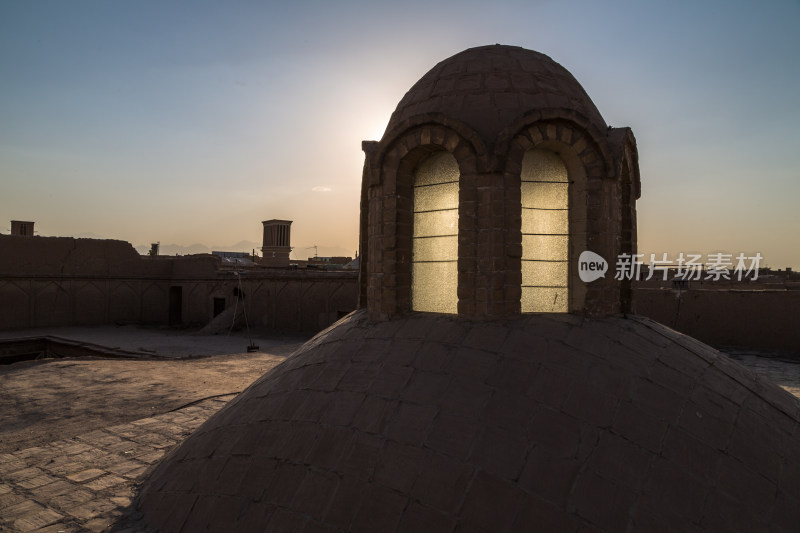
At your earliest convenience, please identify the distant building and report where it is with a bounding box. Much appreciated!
[261,219,292,267]
[10,220,35,236]
[211,251,250,260]
[343,255,359,270]
[306,256,353,269]
[212,250,255,267]
[670,274,691,290]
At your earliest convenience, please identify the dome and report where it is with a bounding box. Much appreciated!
[382,44,607,144]
[133,311,800,531]
[125,46,797,532]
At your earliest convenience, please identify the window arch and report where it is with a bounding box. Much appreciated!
[411,151,459,313]
[521,148,569,312]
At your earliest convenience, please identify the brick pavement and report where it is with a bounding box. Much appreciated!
[0,395,234,532]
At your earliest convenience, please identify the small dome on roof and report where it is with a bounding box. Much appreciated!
[383,44,607,143]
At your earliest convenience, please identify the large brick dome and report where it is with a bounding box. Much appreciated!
[125,46,800,532]
[383,45,607,145]
[133,312,800,531]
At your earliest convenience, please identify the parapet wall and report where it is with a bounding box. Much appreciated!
[0,236,358,334]
[634,288,800,354]
[0,235,146,277]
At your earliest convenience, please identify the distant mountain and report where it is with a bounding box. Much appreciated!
[227,241,263,254]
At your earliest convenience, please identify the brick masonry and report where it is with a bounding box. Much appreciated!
[359,45,640,320]
[0,236,357,334]
[0,396,234,533]
[133,310,800,532]
[13,44,792,533]
[129,46,800,531]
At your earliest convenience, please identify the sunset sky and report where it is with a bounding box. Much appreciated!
[2,0,798,267]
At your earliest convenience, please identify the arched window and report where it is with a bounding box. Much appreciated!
[412,152,459,313]
[521,148,569,312]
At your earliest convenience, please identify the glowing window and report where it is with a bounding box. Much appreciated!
[521,149,568,312]
[412,152,459,313]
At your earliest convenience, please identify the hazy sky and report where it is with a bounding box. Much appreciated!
[2,0,798,266]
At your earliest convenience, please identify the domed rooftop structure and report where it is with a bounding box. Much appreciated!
[359,44,639,319]
[133,312,800,532]
[383,45,607,146]
[127,45,800,532]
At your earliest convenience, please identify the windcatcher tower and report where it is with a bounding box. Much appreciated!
[261,219,292,267]
[10,220,35,236]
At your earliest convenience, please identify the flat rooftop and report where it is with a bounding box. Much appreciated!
[0,326,797,532]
